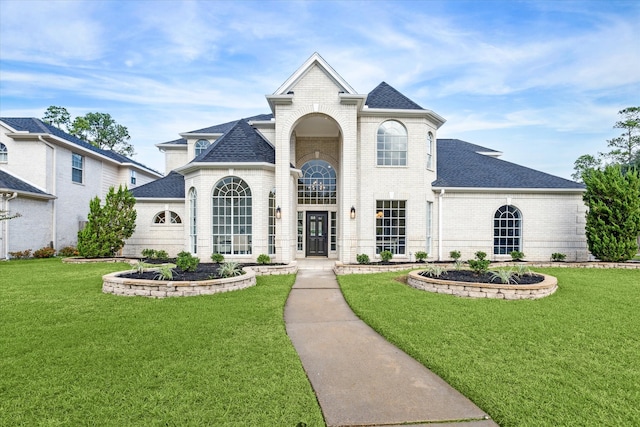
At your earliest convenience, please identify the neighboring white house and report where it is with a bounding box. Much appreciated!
[0,118,162,259]
[123,53,588,262]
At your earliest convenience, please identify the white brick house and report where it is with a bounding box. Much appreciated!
[126,53,588,262]
[0,118,162,259]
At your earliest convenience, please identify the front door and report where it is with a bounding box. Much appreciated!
[306,211,328,256]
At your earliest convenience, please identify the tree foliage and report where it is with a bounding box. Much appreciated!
[42,106,134,157]
[77,186,137,257]
[583,165,640,262]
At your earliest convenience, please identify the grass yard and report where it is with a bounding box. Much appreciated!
[338,267,640,426]
[0,259,324,426]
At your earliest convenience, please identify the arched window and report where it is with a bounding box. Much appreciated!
[189,188,197,253]
[268,189,276,255]
[0,143,7,162]
[212,176,252,255]
[297,159,337,204]
[427,132,434,169]
[494,205,522,255]
[377,120,407,166]
[195,139,210,157]
[153,211,182,224]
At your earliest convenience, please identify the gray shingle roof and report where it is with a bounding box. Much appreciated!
[433,139,585,189]
[366,82,424,110]
[130,170,185,198]
[0,169,53,197]
[1,117,159,175]
[193,119,275,164]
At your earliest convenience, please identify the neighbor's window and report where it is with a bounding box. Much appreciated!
[212,176,252,255]
[130,170,137,185]
[494,205,522,255]
[377,120,407,166]
[72,153,84,183]
[153,211,182,224]
[195,139,210,157]
[375,200,406,255]
[268,190,276,255]
[189,187,197,253]
[0,143,7,162]
[427,132,434,169]
[298,159,337,204]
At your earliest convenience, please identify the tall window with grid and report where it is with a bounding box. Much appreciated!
[493,205,522,254]
[72,153,84,183]
[212,177,252,255]
[268,190,276,255]
[189,188,197,253]
[377,120,407,166]
[298,160,336,205]
[375,200,406,255]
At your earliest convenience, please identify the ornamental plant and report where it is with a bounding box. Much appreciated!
[141,248,157,258]
[257,254,271,264]
[58,246,79,257]
[551,252,567,262]
[380,250,393,263]
[583,165,640,261]
[468,251,490,275]
[414,251,428,262]
[217,262,244,278]
[211,253,225,263]
[510,250,525,261]
[449,250,461,261]
[176,251,199,272]
[490,269,519,284]
[356,254,370,264]
[155,250,169,260]
[33,247,56,258]
[154,265,174,280]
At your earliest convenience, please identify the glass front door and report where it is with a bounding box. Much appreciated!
[306,211,328,256]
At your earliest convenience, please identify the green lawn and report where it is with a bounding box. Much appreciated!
[338,268,640,426]
[0,259,324,426]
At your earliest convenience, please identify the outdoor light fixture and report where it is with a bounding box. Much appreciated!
[350,206,356,219]
[276,206,281,219]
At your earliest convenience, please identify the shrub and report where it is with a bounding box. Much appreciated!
[58,246,79,257]
[211,253,225,263]
[9,249,32,259]
[490,269,519,284]
[217,262,244,278]
[176,251,199,272]
[154,265,174,280]
[468,251,490,275]
[356,254,370,264]
[414,251,428,262]
[33,247,56,258]
[155,250,169,260]
[424,264,447,278]
[141,248,157,258]
[551,252,567,262]
[510,250,525,261]
[449,250,461,261]
[380,250,393,263]
[257,254,271,264]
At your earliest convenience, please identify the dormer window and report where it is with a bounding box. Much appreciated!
[195,139,210,157]
[377,120,407,166]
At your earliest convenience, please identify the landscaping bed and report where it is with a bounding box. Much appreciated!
[418,269,544,285]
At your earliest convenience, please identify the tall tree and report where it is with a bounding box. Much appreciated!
[77,185,137,257]
[583,165,640,262]
[42,107,135,157]
[571,154,602,182]
[604,107,640,166]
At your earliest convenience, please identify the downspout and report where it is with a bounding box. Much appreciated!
[438,189,445,261]
[3,192,18,260]
[38,136,56,248]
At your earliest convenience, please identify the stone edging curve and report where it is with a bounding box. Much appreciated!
[406,270,558,300]
[101,262,298,298]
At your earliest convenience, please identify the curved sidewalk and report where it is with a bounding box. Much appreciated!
[284,267,497,427]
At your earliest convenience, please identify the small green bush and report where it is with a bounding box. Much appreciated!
[551,252,567,262]
[9,249,32,259]
[510,250,525,261]
[450,250,461,261]
[33,247,56,258]
[217,262,244,278]
[141,248,157,258]
[176,251,199,272]
[468,251,490,275]
[211,253,225,263]
[379,250,393,262]
[414,251,428,262]
[58,246,79,257]
[356,254,370,264]
[155,250,169,260]
[257,254,271,264]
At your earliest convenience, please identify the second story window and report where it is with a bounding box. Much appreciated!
[195,139,210,157]
[72,153,84,184]
[427,132,434,169]
[130,170,137,185]
[0,143,7,162]
[377,120,407,166]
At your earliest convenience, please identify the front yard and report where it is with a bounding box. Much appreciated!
[0,259,323,426]
[338,267,640,426]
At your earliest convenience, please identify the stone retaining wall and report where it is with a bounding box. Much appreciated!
[334,261,421,275]
[407,271,558,300]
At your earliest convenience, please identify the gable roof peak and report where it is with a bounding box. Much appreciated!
[273,52,357,95]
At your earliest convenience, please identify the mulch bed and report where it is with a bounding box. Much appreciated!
[120,262,283,281]
[418,269,545,285]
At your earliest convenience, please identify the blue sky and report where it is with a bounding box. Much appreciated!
[1,0,638,179]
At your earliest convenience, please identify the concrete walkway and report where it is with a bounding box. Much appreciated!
[284,266,498,427]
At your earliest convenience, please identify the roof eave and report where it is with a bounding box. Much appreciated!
[177,162,276,175]
[360,108,447,128]
[1,189,57,200]
[431,186,586,193]
[133,197,185,202]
